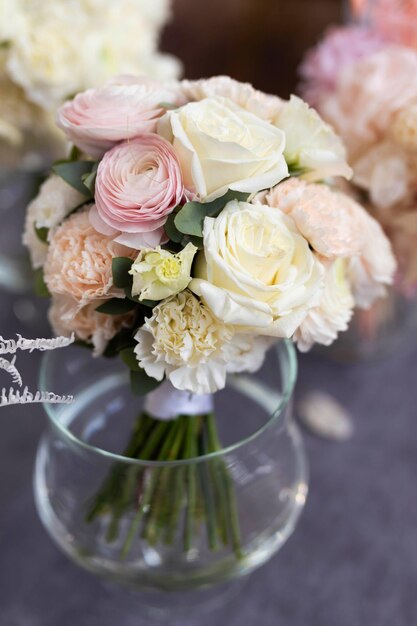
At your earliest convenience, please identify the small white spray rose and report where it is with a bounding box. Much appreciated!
[130,243,197,301]
[274,95,352,181]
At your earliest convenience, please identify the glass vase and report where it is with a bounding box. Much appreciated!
[34,341,307,600]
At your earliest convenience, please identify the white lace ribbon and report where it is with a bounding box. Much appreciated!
[144,380,214,421]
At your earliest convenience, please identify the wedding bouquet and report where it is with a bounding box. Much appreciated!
[300,27,417,296]
[0,0,179,168]
[24,74,395,557]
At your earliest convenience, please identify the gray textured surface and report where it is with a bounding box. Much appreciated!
[1,290,417,626]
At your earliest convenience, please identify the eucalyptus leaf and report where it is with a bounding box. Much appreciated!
[112,257,134,289]
[81,161,99,194]
[159,102,178,110]
[103,327,135,358]
[120,347,141,372]
[174,189,250,237]
[69,145,82,161]
[52,160,94,196]
[130,369,162,396]
[34,269,50,298]
[34,225,49,244]
[95,298,137,315]
[164,211,184,243]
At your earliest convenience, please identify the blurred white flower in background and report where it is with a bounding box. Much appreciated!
[0,0,180,168]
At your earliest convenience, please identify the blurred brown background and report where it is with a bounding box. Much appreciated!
[162,0,343,97]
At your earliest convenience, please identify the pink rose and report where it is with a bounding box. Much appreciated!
[56,75,183,158]
[90,134,184,248]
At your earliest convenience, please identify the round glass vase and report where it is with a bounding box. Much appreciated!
[34,341,307,597]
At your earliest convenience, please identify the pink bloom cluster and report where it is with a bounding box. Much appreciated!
[301,30,417,295]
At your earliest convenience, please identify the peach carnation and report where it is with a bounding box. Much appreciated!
[259,178,363,258]
[49,296,134,356]
[44,208,136,306]
[258,178,397,309]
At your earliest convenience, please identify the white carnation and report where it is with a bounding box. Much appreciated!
[134,291,271,394]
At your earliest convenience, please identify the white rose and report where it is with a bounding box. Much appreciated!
[158,96,288,200]
[274,95,352,181]
[295,258,354,352]
[190,200,324,338]
[134,290,269,394]
[180,76,283,121]
[23,175,85,269]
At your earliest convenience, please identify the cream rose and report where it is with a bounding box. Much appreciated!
[295,258,354,351]
[190,200,324,338]
[274,95,352,181]
[130,243,197,301]
[134,290,271,394]
[158,96,288,200]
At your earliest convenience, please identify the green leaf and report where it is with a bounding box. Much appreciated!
[164,211,184,243]
[140,299,159,309]
[103,327,136,358]
[34,269,50,298]
[120,347,141,371]
[159,102,178,110]
[34,225,49,243]
[81,161,99,194]
[69,145,82,161]
[95,298,137,315]
[52,160,94,196]
[130,369,162,396]
[112,257,134,289]
[174,190,250,237]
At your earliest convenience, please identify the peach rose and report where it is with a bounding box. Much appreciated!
[180,75,283,121]
[90,134,184,249]
[44,208,136,306]
[49,295,134,356]
[56,75,184,158]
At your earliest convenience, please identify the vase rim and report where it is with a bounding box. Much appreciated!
[39,340,298,467]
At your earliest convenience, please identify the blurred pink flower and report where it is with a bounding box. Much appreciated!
[299,26,385,108]
[91,135,184,249]
[320,46,417,160]
[57,75,183,158]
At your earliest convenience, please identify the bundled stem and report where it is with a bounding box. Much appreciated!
[86,412,243,561]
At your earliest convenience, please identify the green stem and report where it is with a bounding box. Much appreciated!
[183,416,198,553]
[206,413,243,560]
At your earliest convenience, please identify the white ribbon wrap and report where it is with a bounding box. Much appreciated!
[144,380,214,421]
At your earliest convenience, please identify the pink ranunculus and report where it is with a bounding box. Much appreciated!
[91,134,184,249]
[56,75,184,158]
[299,26,386,108]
